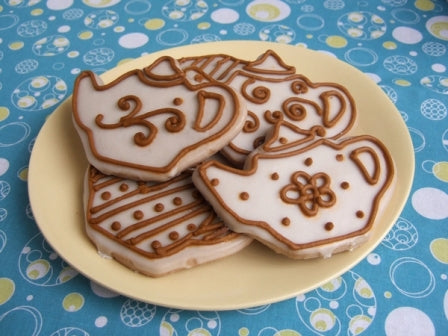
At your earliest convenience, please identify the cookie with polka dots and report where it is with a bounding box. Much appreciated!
[192,124,395,259]
[84,165,252,277]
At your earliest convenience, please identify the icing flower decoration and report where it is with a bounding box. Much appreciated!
[280,171,336,217]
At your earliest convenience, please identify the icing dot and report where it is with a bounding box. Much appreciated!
[279,137,288,144]
[173,97,183,105]
[194,74,204,82]
[173,197,182,206]
[340,181,350,189]
[133,210,144,220]
[154,203,164,212]
[169,231,179,240]
[281,217,291,226]
[325,222,334,231]
[336,154,344,161]
[151,240,161,250]
[239,192,250,200]
[187,223,197,231]
[119,183,129,192]
[101,191,111,200]
[211,178,219,186]
[271,172,279,180]
[356,210,365,218]
[304,157,313,166]
[111,221,121,231]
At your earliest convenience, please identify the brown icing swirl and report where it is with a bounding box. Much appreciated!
[94,94,186,147]
[241,78,270,104]
[242,111,260,133]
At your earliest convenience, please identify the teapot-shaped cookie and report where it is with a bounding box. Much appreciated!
[72,56,247,181]
[193,123,395,259]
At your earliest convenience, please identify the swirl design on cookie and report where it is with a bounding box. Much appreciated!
[95,95,186,147]
[72,56,247,181]
[180,50,357,166]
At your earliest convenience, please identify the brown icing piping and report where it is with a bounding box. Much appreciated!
[72,56,243,175]
[86,167,241,259]
[279,171,336,217]
[196,134,395,250]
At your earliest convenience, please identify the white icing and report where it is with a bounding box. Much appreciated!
[193,135,394,258]
[73,57,247,181]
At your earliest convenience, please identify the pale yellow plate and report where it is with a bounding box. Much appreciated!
[28,41,414,311]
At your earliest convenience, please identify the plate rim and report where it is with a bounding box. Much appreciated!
[28,40,414,311]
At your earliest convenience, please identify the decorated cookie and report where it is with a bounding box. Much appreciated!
[193,126,395,259]
[84,165,252,277]
[181,50,356,166]
[72,56,247,181]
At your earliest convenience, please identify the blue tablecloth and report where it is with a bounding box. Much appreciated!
[1,1,447,335]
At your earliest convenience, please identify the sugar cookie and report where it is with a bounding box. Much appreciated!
[193,127,395,259]
[84,166,252,277]
[180,50,356,166]
[72,56,247,181]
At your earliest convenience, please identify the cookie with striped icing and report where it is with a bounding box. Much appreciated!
[84,165,252,277]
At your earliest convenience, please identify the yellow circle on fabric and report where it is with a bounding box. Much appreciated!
[384,291,392,298]
[26,259,50,280]
[415,0,435,11]
[430,238,448,263]
[18,167,28,181]
[18,96,36,109]
[198,22,210,30]
[0,278,15,305]
[67,51,79,58]
[248,4,280,21]
[394,79,411,86]
[0,107,10,121]
[310,308,336,331]
[429,21,448,40]
[78,30,93,40]
[144,18,165,30]
[188,329,211,336]
[9,41,24,50]
[433,161,448,182]
[326,35,348,48]
[31,8,43,16]
[275,330,301,336]
[383,41,397,50]
[63,293,85,312]
[239,327,250,336]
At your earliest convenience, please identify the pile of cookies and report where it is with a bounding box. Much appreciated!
[72,50,395,277]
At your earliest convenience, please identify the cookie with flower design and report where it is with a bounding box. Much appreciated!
[192,123,395,259]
